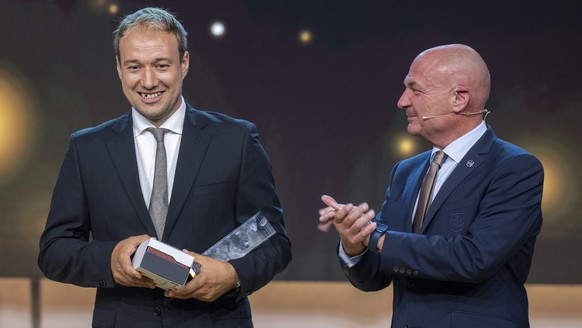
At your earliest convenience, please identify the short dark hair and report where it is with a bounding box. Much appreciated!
[113,7,188,59]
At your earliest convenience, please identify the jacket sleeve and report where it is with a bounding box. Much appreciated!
[228,122,292,297]
[340,247,393,292]
[38,133,117,288]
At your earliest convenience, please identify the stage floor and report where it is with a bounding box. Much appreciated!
[1,279,580,327]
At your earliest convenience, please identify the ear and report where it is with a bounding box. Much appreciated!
[451,88,470,113]
[181,51,190,78]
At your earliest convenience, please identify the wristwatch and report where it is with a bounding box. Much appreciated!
[369,222,389,252]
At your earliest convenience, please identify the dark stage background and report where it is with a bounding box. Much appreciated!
[1,0,581,283]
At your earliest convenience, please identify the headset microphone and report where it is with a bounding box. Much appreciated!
[421,109,490,120]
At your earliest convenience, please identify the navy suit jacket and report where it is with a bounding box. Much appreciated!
[39,104,292,327]
[341,127,543,328]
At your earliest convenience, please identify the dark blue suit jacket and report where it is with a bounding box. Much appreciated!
[341,127,543,328]
[39,104,292,327]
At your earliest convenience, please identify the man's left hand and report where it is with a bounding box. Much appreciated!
[165,252,239,302]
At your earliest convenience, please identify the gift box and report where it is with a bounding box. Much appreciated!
[132,238,194,290]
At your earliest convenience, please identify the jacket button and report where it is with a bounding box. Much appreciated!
[153,307,162,316]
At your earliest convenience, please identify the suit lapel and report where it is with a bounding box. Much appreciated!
[164,106,212,240]
[419,128,496,233]
[106,113,156,235]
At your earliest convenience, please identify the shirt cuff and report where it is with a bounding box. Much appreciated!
[338,240,367,268]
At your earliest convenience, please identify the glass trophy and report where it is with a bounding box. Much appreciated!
[202,211,276,262]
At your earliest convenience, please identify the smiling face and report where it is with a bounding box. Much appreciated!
[116,27,189,127]
[397,53,457,142]
[396,44,491,148]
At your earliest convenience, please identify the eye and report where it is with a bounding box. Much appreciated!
[157,64,170,71]
[126,66,140,72]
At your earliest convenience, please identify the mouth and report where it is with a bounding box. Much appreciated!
[405,110,417,120]
[138,91,164,100]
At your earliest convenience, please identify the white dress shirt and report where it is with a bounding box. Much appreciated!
[132,97,186,207]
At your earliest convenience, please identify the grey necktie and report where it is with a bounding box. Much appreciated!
[412,150,447,233]
[147,128,169,239]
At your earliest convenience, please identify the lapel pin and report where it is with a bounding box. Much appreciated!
[466,160,475,167]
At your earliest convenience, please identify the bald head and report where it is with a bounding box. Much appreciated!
[397,44,492,148]
[415,44,491,110]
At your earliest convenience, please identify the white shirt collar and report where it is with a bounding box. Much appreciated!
[434,121,487,164]
[132,96,186,137]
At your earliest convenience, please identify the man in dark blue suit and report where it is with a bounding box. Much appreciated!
[38,7,291,327]
[319,44,543,328]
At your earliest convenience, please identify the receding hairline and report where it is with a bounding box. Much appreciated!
[113,7,188,59]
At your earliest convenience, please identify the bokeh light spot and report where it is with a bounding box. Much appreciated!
[298,29,313,45]
[518,138,578,224]
[0,66,36,181]
[108,3,119,15]
[396,135,417,157]
[210,21,226,38]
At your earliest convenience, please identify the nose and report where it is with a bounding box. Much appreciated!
[141,67,158,89]
[397,89,411,109]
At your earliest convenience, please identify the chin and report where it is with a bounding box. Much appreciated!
[407,125,421,136]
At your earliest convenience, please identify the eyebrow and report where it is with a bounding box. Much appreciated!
[121,57,173,66]
[405,79,420,89]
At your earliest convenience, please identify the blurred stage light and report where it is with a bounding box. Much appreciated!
[108,3,119,15]
[0,65,36,183]
[89,0,107,12]
[396,135,417,157]
[298,29,313,45]
[518,138,578,225]
[210,21,226,38]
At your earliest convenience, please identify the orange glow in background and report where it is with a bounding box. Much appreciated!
[0,66,36,183]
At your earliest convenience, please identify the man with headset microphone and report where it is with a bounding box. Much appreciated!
[319,44,543,328]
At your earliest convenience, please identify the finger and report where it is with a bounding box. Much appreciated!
[334,203,353,224]
[319,210,336,223]
[356,202,370,213]
[317,220,333,232]
[114,236,151,284]
[134,234,151,243]
[321,195,342,210]
[118,251,143,280]
[359,217,378,247]
[131,276,156,289]
[352,210,376,231]
[337,209,375,242]
[117,264,145,286]
[166,283,197,299]
[318,206,335,216]
[341,203,368,227]
[318,214,334,231]
[166,263,204,299]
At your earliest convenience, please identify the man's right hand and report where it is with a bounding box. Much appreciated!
[111,234,156,289]
[319,195,377,256]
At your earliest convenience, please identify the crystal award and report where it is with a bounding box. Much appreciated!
[202,212,276,262]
